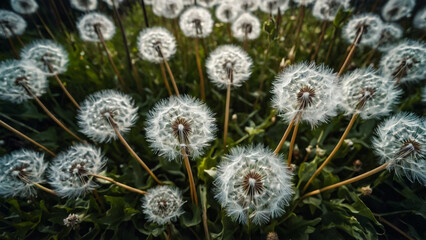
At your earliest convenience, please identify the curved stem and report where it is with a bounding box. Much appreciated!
[0,120,56,157]
[274,113,298,154]
[302,113,358,193]
[91,173,147,195]
[46,62,80,108]
[195,37,205,101]
[373,213,415,240]
[160,63,173,96]
[301,162,389,199]
[287,120,300,167]
[33,182,57,196]
[338,25,364,76]
[181,148,198,205]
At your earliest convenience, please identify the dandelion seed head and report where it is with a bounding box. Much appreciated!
[137,27,177,64]
[231,12,261,41]
[20,40,69,76]
[382,0,415,22]
[142,186,184,225]
[77,12,115,42]
[343,13,383,46]
[0,149,47,198]
[145,95,216,161]
[376,23,403,52]
[372,113,426,186]
[77,90,139,143]
[48,144,106,198]
[179,6,213,38]
[271,62,340,127]
[216,2,241,23]
[0,59,47,104]
[214,145,294,225]
[0,9,27,38]
[11,0,38,15]
[70,0,98,12]
[197,0,220,8]
[339,68,402,120]
[379,40,426,85]
[64,213,80,230]
[237,0,259,12]
[312,0,350,21]
[206,45,253,89]
[293,0,315,6]
[259,0,289,15]
[413,7,426,31]
[103,0,124,8]
[152,0,184,19]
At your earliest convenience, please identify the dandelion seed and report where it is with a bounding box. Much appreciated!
[216,2,240,23]
[77,12,115,42]
[0,149,47,198]
[382,0,415,22]
[413,7,426,31]
[214,145,294,225]
[231,13,261,42]
[11,0,39,15]
[142,186,185,225]
[259,0,289,15]
[312,0,350,22]
[373,113,426,186]
[70,0,98,12]
[197,0,220,8]
[152,0,184,19]
[375,23,403,52]
[137,27,177,64]
[64,213,80,230]
[48,144,107,198]
[237,0,259,12]
[379,40,426,85]
[342,13,383,47]
[179,6,213,38]
[0,9,27,38]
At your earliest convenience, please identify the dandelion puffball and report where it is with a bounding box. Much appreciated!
[259,0,289,15]
[339,68,401,120]
[237,0,259,12]
[214,145,294,225]
[0,150,47,198]
[11,0,39,15]
[376,23,403,52]
[145,96,216,161]
[179,6,213,38]
[373,113,426,186]
[152,0,184,19]
[231,13,261,41]
[48,144,107,198]
[0,9,27,38]
[312,0,351,22]
[77,90,139,143]
[206,45,253,89]
[382,0,415,22]
[271,63,340,127]
[70,0,97,12]
[77,12,116,42]
[216,2,240,23]
[342,14,383,46]
[21,40,69,76]
[413,7,426,31]
[0,59,47,104]
[137,27,177,64]
[379,40,426,85]
[142,186,185,225]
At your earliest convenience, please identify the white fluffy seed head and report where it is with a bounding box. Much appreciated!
[382,0,415,22]
[206,45,253,89]
[214,145,294,225]
[0,59,47,104]
[343,13,383,46]
[77,12,115,42]
[271,62,340,127]
[312,0,350,21]
[142,186,185,225]
[379,40,426,85]
[70,0,98,12]
[259,0,289,15]
[372,113,426,186]
[339,68,402,120]
[152,0,184,19]
[48,144,107,198]
[20,40,69,76]
[414,7,426,31]
[216,2,241,23]
[0,149,47,198]
[0,9,27,38]
[197,0,220,8]
[11,0,38,15]
[137,27,177,64]
[375,23,403,52]
[231,12,261,41]
[179,6,213,38]
[237,0,259,12]
[77,90,139,143]
[103,0,124,8]
[293,0,315,6]
[145,95,217,161]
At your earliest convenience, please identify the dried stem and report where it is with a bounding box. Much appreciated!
[47,0,66,35]
[33,182,57,196]
[139,0,149,28]
[311,21,328,62]
[91,173,147,195]
[294,5,306,50]
[287,120,300,167]
[195,37,205,101]
[161,52,180,96]
[106,116,162,184]
[0,120,56,157]
[92,189,105,210]
[338,25,364,76]
[29,15,44,39]
[202,201,211,240]
[45,61,80,108]
[273,113,299,154]
[243,25,248,51]
[227,23,232,41]
[35,11,57,41]
[302,113,359,193]
[181,148,198,205]
[160,63,173,96]
[324,28,337,64]
[0,23,19,59]
[112,2,133,71]
[373,213,415,240]
[223,70,233,149]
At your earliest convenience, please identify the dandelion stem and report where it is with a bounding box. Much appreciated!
[273,115,297,154]
[287,120,300,167]
[373,213,415,240]
[181,148,199,205]
[162,53,180,96]
[160,63,173,96]
[294,5,306,51]
[243,25,248,51]
[112,2,133,71]
[338,25,364,76]
[0,23,19,59]
[139,0,149,28]
[195,37,205,101]
[106,116,162,184]
[33,182,57,196]
[202,201,211,240]
[47,0,66,35]
[29,14,44,39]
[324,27,337,64]
[45,61,80,108]
[311,21,328,62]
[223,70,233,149]
[35,11,57,41]
[227,23,232,41]
[91,173,147,195]
[302,113,359,193]
[92,189,105,211]
[167,222,172,240]
[0,120,56,157]
[301,162,389,199]
[19,82,83,142]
